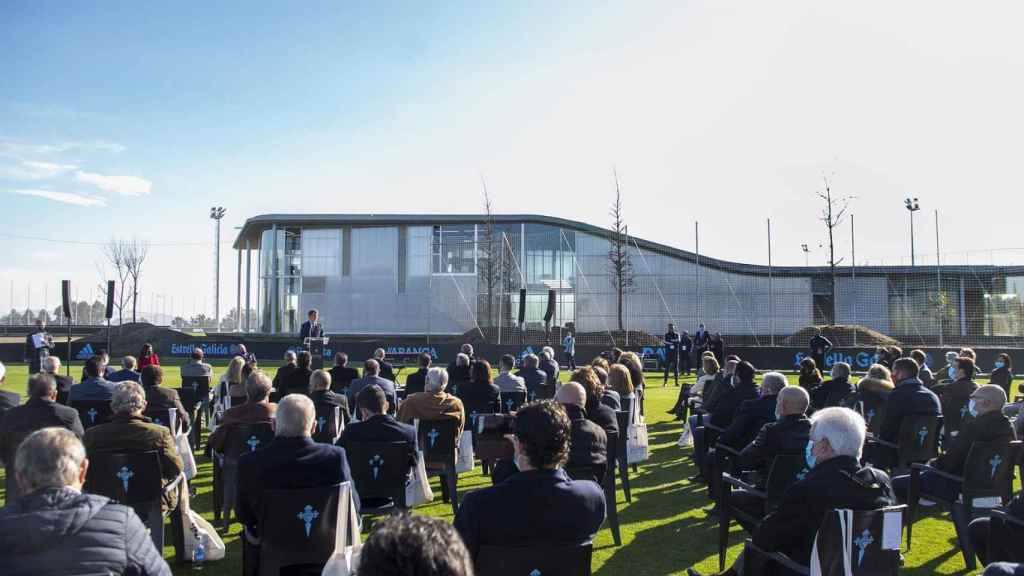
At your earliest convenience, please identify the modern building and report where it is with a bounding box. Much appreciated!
[231,214,1023,342]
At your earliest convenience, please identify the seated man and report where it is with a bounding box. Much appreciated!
[894,384,1015,503]
[180,347,213,425]
[970,492,1024,566]
[338,385,416,448]
[374,347,397,384]
[83,381,184,514]
[494,354,527,394]
[0,428,171,576]
[328,352,360,393]
[397,367,466,437]
[108,355,142,383]
[403,352,432,396]
[556,381,607,483]
[69,355,117,403]
[279,350,314,397]
[40,356,73,405]
[271,351,297,391]
[0,373,84,500]
[348,359,397,414]
[539,347,560,387]
[693,361,758,482]
[359,514,473,576]
[454,400,606,559]
[809,362,855,412]
[864,357,941,469]
[236,394,356,576]
[689,407,896,576]
[80,348,117,381]
[933,356,980,409]
[208,371,278,453]
[140,365,190,433]
[515,353,548,399]
[309,368,350,425]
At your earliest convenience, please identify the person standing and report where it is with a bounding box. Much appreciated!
[562,331,577,371]
[808,328,833,371]
[694,323,709,355]
[24,319,53,374]
[298,309,324,344]
[663,323,680,386]
[679,330,693,375]
[137,343,160,370]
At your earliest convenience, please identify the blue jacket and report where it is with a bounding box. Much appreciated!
[68,377,117,403]
[879,378,941,443]
[454,468,605,559]
[347,375,397,413]
[107,369,141,383]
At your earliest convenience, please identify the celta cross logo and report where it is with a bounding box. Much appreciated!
[960,404,969,420]
[370,454,384,479]
[116,466,134,493]
[153,417,163,426]
[990,454,1003,479]
[796,468,809,482]
[297,505,319,538]
[529,570,542,576]
[865,409,875,423]
[529,390,537,402]
[505,398,514,411]
[427,428,439,448]
[87,408,98,423]
[917,427,928,446]
[246,436,260,452]
[854,529,873,566]
[316,416,327,433]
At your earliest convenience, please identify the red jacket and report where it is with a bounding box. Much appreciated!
[138,353,160,369]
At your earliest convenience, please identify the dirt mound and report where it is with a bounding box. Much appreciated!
[82,323,193,356]
[781,325,901,348]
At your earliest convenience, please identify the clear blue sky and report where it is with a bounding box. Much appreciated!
[3,1,1024,319]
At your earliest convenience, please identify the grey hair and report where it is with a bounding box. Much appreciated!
[810,407,866,460]
[761,372,787,395]
[245,371,273,401]
[426,367,449,393]
[276,394,315,437]
[111,381,147,415]
[15,427,86,493]
[374,347,386,359]
[455,353,470,367]
[461,343,474,355]
[28,373,57,398]
[310,369,332,391]
[284,351,297,362]
[542,346,554,359]
[523,353,539,368]
[830,362,851,379]
[42,355,60,373]
[122,356,137,370]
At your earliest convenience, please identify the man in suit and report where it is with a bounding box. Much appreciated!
[808,328,832,372]
[447,343,475,380]
[932,356,979,410]
[693,361,759,482]
[865,357,941,468]
[297,308,323,344]
[340,384,416,448]
[24,319,54,374]
[271,351,297,391]
[180,347,213,430]
[0,372,84,500]
[663,322,680,386]
[41,356,73,405]
[719,371,786,450]
[83,381,184,514]
[404,352,432,396]
[208,371,277,453]
[515,353,548,400]
[309,368,350,426]
[328,352,361,393]
[540,347,560,387]
[80,348,116,382]
[139,365,189,433]
[894,384,1015,504]
[69,355,117,403]
[397,367,465,437]
[454,400,605,560]
[689,407,896,576]
[493,354,526,394]
[557,382,608,483]
[107,356,142,383]
[809,361,855,412]
[374,348,397,383]
[680,330,693,375]
[237,393,356,576]
[694,322,709,355]
[348,359,397,415]
[279,350,314,397]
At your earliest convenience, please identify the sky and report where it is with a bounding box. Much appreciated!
[2,1,1024,321]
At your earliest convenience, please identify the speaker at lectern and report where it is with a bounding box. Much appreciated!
[304,337,330,370]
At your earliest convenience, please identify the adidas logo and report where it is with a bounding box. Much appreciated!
[76,343,95,360]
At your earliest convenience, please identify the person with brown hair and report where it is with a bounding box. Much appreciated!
[569,367,619,441]
[798,357,824,389]
[605,363,634,412]
[458,359,501,416]
[991,352,1015,397]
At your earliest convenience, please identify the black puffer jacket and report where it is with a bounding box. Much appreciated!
[0,487,171,576]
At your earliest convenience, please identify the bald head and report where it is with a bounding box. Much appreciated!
[555,381,587,409]
[777,386,810,417]
[972,384,1007,416]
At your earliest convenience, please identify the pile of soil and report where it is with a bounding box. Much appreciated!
[82,323,193,356]
[781,325,901,348]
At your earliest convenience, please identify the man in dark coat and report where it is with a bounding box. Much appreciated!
[680,330,694,375]
[68,356,116,403]
[865,357,941,468]
[663,322,680,386]
[0,372,84,500]
[932,356,980,411]
[557,382,608,483]
[719,371,787,450]
[279,350,314,397]
[374,348,397,383]
[540,347,560,387]
[23,319,53,374]
[809,361,855,412]
[272,351,298,391]
[347,359,397,415]
[309,368,350,425]
[237,394,355,576]
[404,352,432,396]
[808,328,832,372]
[140,365,190,433]
[516,353,548,401]
[693,361,758,481]
[297,308,324,344]
[40,356,73,405]
[328,352,360,393]
[208,371,277,453]
[0,428,171,576]
[454,401,605,559]
[338,384,416,448]
[107,356,142,383]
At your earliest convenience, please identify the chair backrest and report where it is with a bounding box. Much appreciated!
[501,391,527,413]
[416,418,458,464]
[614,411,631,456]
[224,422,276,460]
[345,441,414,504]
[71,400,113,429]
[312,403,342,444]
[176,386,199,414]
[962,440,1020,500]
[181,374,211,397]
[940,395,971,440]
[857,398,886,437]
[475,543,593,576]
[260,482,344,574]
[764,453,811,513]
[813,506,905,576]
[143,407,176,433]
[84,451,163,506]
[895,414,941,468]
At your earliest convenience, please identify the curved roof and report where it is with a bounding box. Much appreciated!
[233,213,1019,278]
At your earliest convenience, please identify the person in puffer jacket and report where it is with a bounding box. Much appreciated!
[0,427,171,576]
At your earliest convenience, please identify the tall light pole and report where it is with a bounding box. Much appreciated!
[801,243,810,267]
[210,207,226,332]
[904,197,920,265]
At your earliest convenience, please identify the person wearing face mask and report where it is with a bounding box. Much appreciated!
[691,361,759,483]
[910,349,935,388]
[863,357,941,469]
[892,385,1014,505]
[808,361,855,412]
[932,357,980,416]
[990,353,1014,398]
[453,400,606,560]
[687,407,894,576]
[939,351,961,384]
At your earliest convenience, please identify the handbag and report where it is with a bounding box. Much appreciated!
[676,422,693,448]
[321,482,362,576]
[626,400,650,464]
[175,431,198,479]
[455,430,475,473]
[405,420,435,507]
[180,483,226,562]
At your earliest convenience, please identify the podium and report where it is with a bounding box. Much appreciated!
[304,337,330,370]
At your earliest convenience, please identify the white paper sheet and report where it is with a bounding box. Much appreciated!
[882,511,902,550]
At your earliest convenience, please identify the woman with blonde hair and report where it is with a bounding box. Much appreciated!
[606,363,634,413]
[217,356,247,406]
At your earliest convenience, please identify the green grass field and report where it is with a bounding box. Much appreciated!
[0,362,1002,575]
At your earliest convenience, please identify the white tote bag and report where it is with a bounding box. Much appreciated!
[455,430,475,473]
[321,482,362,576]
[405,450,435,507]
[626,400,650,464]
[676,423,693,448]
[809,508,853,576]
[179,482,226,562]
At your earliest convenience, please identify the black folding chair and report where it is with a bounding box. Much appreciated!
[214,422,275,530]
[871,414,941,472]
[907,441,1021,570]
[417,418,460,515]
[143,407,177,434]
[176,385,201,450]
[345,441,414,515]
[940,395,972,449]
[71,400,112,430]
[258,482,345,576]
[615,410,633,503]
[85,451,184,559]
[312,403,343,444]
[475,542,593,576]
[987,507,1024,565]
[718,454,808,570]
[501,391,527,413]
[566,430,622,546]
[856,398,886,438]
[742,505,906,576]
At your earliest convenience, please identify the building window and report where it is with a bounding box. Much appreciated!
[432,224,476,275]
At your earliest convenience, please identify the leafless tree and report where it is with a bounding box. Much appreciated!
[818,176,853,325]
[608,170,634,333]
[478,176,498,334]
[99,242,132,325]
[103,238,149,324]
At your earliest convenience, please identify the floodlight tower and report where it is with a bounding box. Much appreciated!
[904,197,920,266]
[210,207,227,332]
[801,244,810,267]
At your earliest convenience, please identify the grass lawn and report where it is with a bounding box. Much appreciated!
[0,362,1001,575]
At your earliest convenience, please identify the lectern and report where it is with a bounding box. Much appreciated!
[304,337,330,370]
